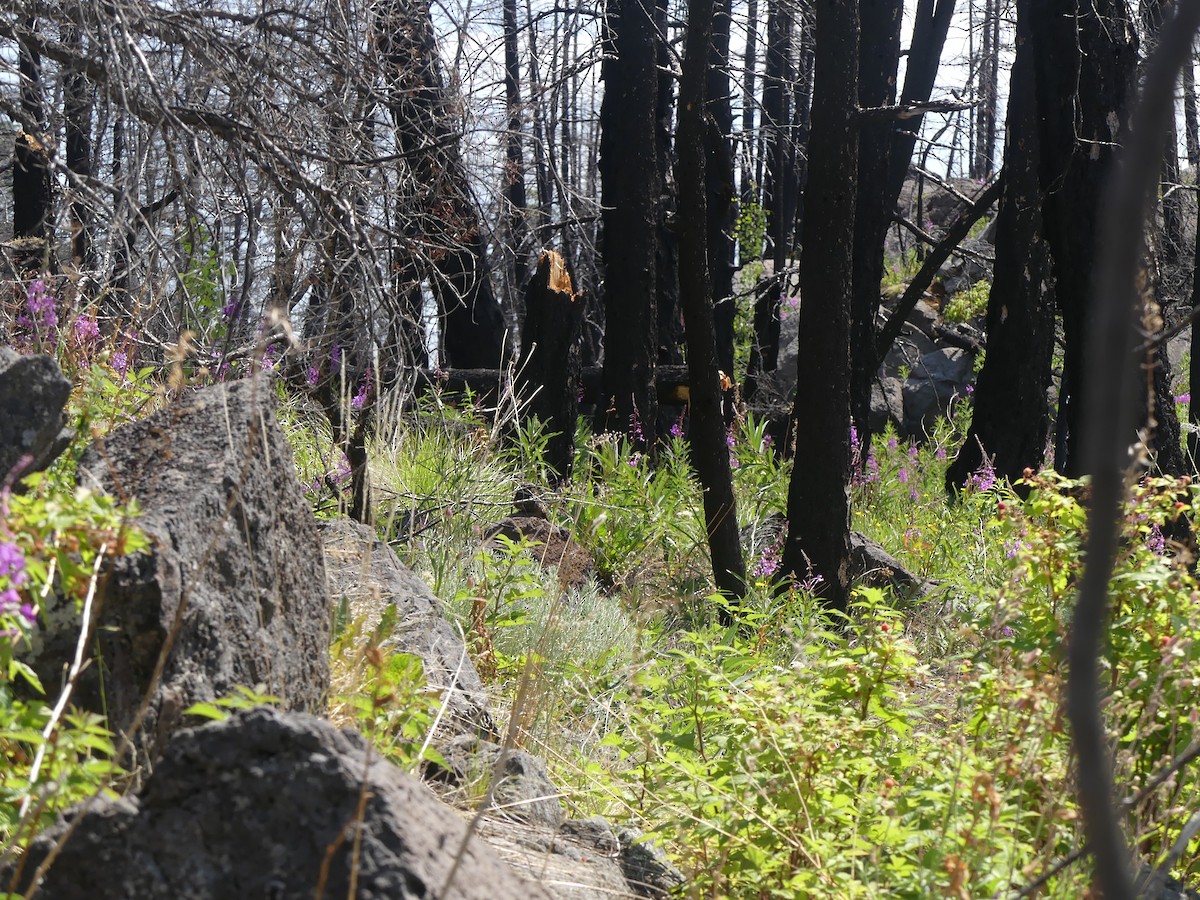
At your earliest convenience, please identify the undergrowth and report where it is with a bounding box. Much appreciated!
[4,271,1200,898]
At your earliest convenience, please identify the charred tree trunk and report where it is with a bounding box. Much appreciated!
[1142,0,1186,264]
[677,0,747,617]
[64,22,93,270]
[791,10,816,253]
[708,0,738,377]
[1031,0,1138,477]
[597,0,661,451]
[378,0,505,370]
[515,251,583,481]
[745,0,793,396]
[503,0,531,309]
[13,18,52,257]
[849,0,903,450]
[947,0,1055,490]
[885,0,956,213]
[783,0,858,613]
[1184,55,1200,169]
[655,0,684,365]
[739,0,760,224]
[971,0,1000,179]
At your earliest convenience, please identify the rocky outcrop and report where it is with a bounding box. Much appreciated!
[51,376,330,763]
[433,734,565,829]
[323,518,497,742]
[6,708,552,900]
[0,346,72,486]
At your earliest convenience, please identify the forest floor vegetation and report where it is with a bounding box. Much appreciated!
[3,322,1200,898]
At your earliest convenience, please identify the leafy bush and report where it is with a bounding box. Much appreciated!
[943,279,991,323]
[0,474,146,843]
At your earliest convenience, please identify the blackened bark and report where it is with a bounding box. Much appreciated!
[515,251,583,481]
[972,0,999,179]
[677,0,747,616]
[597,0,661,451]
[1030,0,1138,478]
[525,0,554,241]
[1184,57,1200,169]
[1142,0,1186,264]
[849,0,903,449]
[790,11,816,253]
[13,18,51,247]
[377,0,505,370]
[64,23,93,269]
[947,2,1054,490]
[655,0,684,365]
[708,0,738,376]
[1070,6,1200,897]
[745,0,793,396]
[875,177,1001,362]
[783,0,858,613]
[885,0,956,213]
[739,0,760,220]
[503,0,531,300]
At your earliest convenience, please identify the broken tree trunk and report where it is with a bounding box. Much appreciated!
[514,250,583,481]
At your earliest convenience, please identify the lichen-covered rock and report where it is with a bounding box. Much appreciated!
[62,376,329,762]
[6,708,551,900]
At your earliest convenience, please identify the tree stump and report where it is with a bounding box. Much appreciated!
[515,250,582,480]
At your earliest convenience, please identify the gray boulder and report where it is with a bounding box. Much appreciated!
[6,708,551,900]
[323,518,497,742]
[0,346,72,485]
[433,735,564,829]
[902,348,973,437]
[60,376,329,763]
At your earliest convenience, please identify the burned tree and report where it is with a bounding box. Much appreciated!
[377,0,506,370]
[947,0,1054,490]
[782,0,858,612]
[597,0,661,450]
[677,0,747,618]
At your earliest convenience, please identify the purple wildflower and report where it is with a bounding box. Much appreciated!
[726,429,736,449]
[887,437,898,451]
[72,315,100,348]
[1004,539,1022,559]
[1147,524,1166,556]
[898,467,909,484]
[965,384,975,395]
[1000,626,1014,638]
[351,370,372,410]
[331,344,342,368]
[909,487,920,502]
[865,452,880,484]
[761,434,773,451]
[0,542,27,585]
[969,456,996,492]
[908,444,919,461]
[306,366,320,387]
[1176,393,1191,406]
[936,446,947,460]
[0,587,34,627]
[111,350,130,377]
[22,279,58,333]
[753,529,785,579]
[669,420,684,439]
[629,408,645,445]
